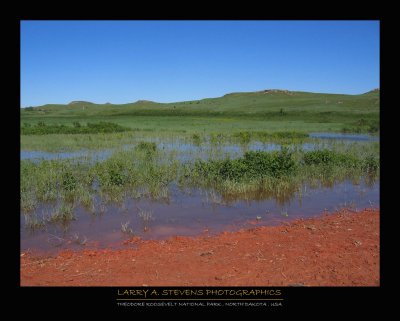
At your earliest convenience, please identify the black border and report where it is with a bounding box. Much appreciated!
[13,15,387,312]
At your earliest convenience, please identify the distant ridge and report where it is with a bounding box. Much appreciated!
[363,88,380,94]
[258,89,296,96]
[24,88,380,108]
[68,101,94,105]
[134,100,155,104]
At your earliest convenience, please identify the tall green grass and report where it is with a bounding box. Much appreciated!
[21,140,379,229]
[179,146,379,200]
[21,121,130,135]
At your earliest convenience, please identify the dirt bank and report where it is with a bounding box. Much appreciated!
[21,208,379,286]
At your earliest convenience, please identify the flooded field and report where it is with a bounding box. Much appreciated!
[21,178,379,253]
[20,133,380,253]
[309,132,379,141]
[21,132,378,162]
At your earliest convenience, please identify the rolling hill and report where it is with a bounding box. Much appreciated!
[21,89,380,134]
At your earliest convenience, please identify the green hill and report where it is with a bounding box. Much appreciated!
[21,89,379,134]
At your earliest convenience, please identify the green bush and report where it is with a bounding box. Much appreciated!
[135,142,157,155]
[303,150,336,165]
[362,154,379,172]
[109,167,125,186]
[135,142,157,152]
[192,133,201,145]
[62,171,77,191]
[303,150,358,167]
[193,148,297,182]
[96,161,127,187]
[244,149,297,178]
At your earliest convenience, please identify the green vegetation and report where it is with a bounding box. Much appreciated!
[21,90,379,137]
[191,149,297,181]
[20,89,380,230]
[21,142,379,225]
[341,118,379,134]
[21,121,129,135]
[135,141,157,153]
[180,145,379,201]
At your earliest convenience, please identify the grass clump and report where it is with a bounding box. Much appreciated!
[191,133,202,145]
[137,208,154,232]
[49,202,76,223]
[362,154,379,172]
[135,141,157,153]
[21,121,130,135]
[192,148,297,182]
[303,149,358,167]
[121,221,134,234]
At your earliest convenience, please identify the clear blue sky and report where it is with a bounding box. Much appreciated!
[21,20,379,107]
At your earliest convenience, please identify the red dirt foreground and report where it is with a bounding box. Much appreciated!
[21,208,379,286]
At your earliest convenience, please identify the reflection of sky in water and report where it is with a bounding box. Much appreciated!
[20,150,113,163]
[21,132,379,163]
[309,132,379,141]
[20,132,380,253]
[21,178,379,253]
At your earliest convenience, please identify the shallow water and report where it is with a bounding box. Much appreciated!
[20,132,380,253]
[20,149,113,163]
[20,132,379,163]
[21,179,379,253]
[309,132,379,141]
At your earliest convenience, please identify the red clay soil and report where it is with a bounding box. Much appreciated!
[20,208,379,286]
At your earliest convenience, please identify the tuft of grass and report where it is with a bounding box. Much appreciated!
[72,233,87,245]
[49,202,76,223]
[23,213,45,229]
[191,133,202,146]
[137,208,154,232]
[135,141,157,153]
[121,221,134,235]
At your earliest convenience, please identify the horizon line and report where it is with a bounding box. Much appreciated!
[20,87,380,108]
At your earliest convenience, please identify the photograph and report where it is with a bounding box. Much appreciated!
[20,20,380,303]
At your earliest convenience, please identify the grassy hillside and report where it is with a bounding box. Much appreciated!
[21,89,379,134]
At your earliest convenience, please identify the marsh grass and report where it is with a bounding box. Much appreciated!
[49,202,76,223]
[72,233,88,245]
[21,121,130,135]
[121,221,134,235]
[203,189,225,205]
[180,144,379,203]
[135,141,157,153]
[23,213,46,230]
[191,133,202,146]
[137,208,154,232]
[21,91,379,231]
[21,138,379,229]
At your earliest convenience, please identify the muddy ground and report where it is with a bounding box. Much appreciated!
[21,208,379,286]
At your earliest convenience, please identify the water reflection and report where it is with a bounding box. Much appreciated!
[21,178,379,253]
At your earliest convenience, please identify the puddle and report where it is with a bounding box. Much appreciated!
[309,132,379,141]
[21,179,379,253]
[20,149,113,163]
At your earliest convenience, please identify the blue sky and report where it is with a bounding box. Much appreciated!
[20,20,379,107]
